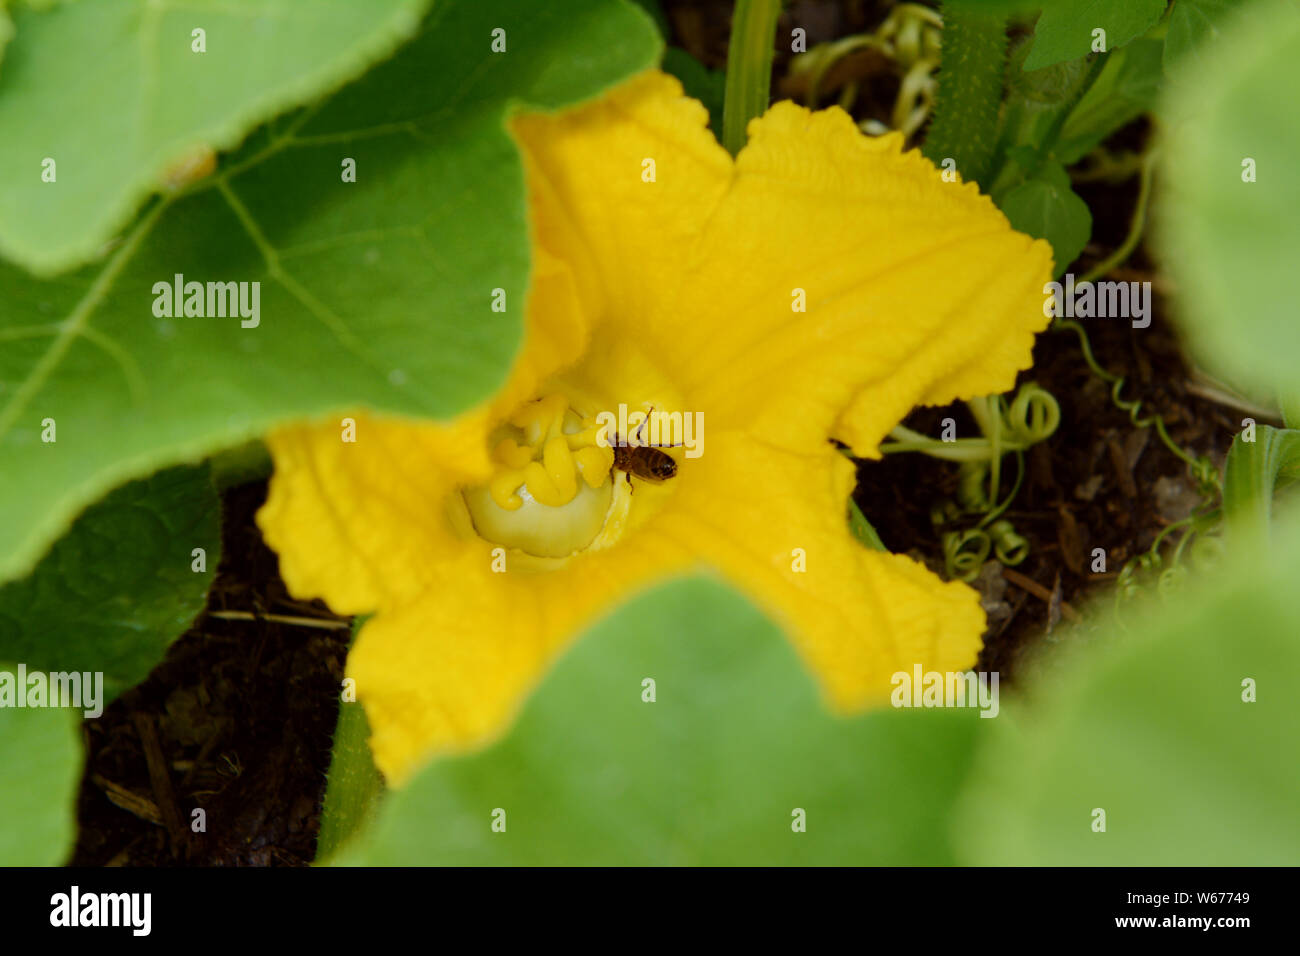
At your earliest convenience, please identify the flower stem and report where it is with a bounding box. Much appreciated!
[722,0,782,155]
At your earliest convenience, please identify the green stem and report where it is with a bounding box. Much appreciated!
[1054,318,1216,486]
[978,451,1025,529]
[922,1,1008,188]
[1078,149,1156,285]
[722,0,782,155]
[315,620,384,863]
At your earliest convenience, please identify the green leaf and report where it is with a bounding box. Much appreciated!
[1023,0,1167,71]
[1055,37,1162,164]
[0,465,219,700]
[1222,425,1300,544]
[997,162,1092,275]
[0,703,81,865]
[334,577,983,865]
[1163,0,1237,73]
[0,6,12,74]
[955,519,1300,865]
[317,699,384,863]
[0,0,430,276]
[662,47,725,139]
[627,0,670,38]
[0,0,661,585]
[1155,0,1300,396]
[848,497,886,550]
[316,617,383,863]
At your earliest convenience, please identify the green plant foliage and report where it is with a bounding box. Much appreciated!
[997,160,1091,275]
[0,0,661,585]
[1163,0,1239,72]
[662,47,725,140]
[922,1,1008,188]
[721,0,781,155]
[0,465,219,699]
[0,0,432,275]
[1055,38,1162,164]
[334,577,985,865]
[1023,0,1167,71]
[1222,424,1300,544]
[1156,0,1300,397]
[956,517,1300,865]
[317,700,384,863]
[0,702,81,865]
[0,6,12,74]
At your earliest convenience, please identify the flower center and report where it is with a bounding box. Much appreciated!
[461,394,618,558]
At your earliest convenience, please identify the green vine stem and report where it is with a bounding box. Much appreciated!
[880,383,1060,463]
[1054,318,1220,495]
[722,0,783,155]
[1077,148,1157,285]
[921,0,1009,188]
[885,383,1058,580]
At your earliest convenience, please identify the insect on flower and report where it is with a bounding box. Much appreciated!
[609,407,681,485]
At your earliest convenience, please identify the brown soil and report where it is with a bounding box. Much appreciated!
[70,483,351,866]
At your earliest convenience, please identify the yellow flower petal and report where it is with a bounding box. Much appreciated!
[656,433,984,709]
[349,533,693,784]
[512,75,1053,459]
[257,414,488,614]
[510,71,733,332]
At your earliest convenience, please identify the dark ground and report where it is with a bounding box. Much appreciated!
[69,0,1251,866]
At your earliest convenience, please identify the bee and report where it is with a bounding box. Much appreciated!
[609,407,681,485]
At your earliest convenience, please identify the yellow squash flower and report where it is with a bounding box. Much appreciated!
[256,71,1052,784]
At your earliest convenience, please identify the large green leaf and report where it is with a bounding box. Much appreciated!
[334,577,984,866]
[1023,0,1167,71]
[1155,0,1300,397]
[955,518,1300,865]
[0,702,81,865]
[0,0,431,276]
[1163,0,1238,73]
[0,0,661,584]
[0,465,219,699]
[0,6,11,75]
